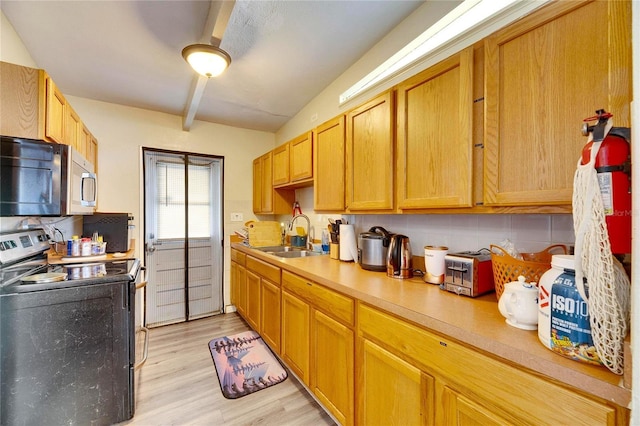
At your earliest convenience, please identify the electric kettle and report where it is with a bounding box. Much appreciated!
[386,234,413,279]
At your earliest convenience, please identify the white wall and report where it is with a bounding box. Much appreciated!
[0,11,37,67]
[66,95,274,310]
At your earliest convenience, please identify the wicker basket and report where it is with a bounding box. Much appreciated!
[491,244,568,300]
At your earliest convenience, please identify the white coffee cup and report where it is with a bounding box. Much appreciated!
[423,246,448,284]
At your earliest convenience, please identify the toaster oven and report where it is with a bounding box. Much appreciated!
[443,251,495,297]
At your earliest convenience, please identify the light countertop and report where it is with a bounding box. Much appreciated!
[232,242,631,408]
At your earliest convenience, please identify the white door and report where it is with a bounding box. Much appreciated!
[143,150,223,327]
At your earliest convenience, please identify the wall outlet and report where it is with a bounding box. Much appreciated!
[231,213,243,222]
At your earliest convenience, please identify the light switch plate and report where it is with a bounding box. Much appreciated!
[231,213,243,222]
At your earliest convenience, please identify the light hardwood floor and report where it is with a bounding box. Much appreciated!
[119,313,336,425]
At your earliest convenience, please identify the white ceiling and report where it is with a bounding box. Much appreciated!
[1,0,432,133]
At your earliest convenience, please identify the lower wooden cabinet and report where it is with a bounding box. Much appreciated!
[260,278,281,353]
[229,249,246,316]
[241,255,282,353]
[245,270,261,331]
[281,289,310,383]
[358,303,626,426]
[312,310,354,426]
[231,249,628,426]
[438,385,509,426]
[360,338,433,426]
[281,271,355,425]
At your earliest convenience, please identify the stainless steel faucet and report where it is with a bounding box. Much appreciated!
[288,214,311,249]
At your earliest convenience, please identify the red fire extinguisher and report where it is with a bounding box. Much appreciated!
[580,109,631,254]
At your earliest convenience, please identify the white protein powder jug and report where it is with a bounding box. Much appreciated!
[537,255,602,366]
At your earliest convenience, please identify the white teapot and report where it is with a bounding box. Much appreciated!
[498,275,539,330]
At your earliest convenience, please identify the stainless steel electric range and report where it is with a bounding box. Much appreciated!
[0,228,141,426]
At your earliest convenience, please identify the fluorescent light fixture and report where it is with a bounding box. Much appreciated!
[182,44,231,78]
[339,0,546,104]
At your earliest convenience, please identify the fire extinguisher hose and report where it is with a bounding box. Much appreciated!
[573,117,631,375]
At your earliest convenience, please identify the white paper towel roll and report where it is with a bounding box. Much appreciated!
[339,224,358,262]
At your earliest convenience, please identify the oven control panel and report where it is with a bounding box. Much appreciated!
[0,228,50,265]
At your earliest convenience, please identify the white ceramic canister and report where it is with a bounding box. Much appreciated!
[423,246,448,284]
[537,255,602,366]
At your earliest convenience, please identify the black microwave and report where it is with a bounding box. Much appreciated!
[0,136,97,216]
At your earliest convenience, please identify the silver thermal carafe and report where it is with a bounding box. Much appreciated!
[386,234,413,279]
[357,226,391,272]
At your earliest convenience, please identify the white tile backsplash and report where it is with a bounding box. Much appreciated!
[350,213,573,256]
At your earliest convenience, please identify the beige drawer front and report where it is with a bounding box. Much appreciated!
[246,255,281,284]
[283,270,354,326]
[230,249,246,266]
[358,304,618,426]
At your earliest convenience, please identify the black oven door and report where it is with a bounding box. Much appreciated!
[0,280,133,425]
[0,136,64,216]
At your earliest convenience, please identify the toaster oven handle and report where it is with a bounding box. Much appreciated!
[447,265,468,273]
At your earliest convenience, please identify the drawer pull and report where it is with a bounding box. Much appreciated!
[306,282,313,286]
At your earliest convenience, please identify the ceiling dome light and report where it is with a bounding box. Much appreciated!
[182,44,231,78]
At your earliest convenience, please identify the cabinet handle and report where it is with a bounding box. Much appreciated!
[306,282,313,287]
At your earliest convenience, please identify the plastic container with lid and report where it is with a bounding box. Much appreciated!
[537,255,602,366]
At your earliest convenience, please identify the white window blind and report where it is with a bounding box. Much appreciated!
[156,161,211,239]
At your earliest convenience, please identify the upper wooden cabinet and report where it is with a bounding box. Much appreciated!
[346,91,395,212]
[64,103,81,152]
[252,157,263,213]
[0,62,43,139]
[272,143,290,186]
[1,62,99,168]
[252,151,295,214]
[289,131,313,183]
[396,46,474,210]
[273,131,314,188]
[44,73,66,144]
[313,115,345,211]
[483,0,631,206]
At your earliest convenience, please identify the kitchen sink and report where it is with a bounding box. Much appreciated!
[251,245,324,258]
[267,250,323,258]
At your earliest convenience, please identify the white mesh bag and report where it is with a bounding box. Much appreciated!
[572,117,630,375]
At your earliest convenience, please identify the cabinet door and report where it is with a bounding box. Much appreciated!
[272,143,290,186]
[346,91,394,211]
[397,47,473,209]
[439,385,509,426]
[252,158,262,213]
[312,310,353,426]
[260,152,273,213]
[360,339,433,426]
[87,134,98,170]
[235,264,247,317]
[245,270,261,331]
[64,105,81,152]
[230,260,238,308]
[79,124,91,158]
[0,62,41,139]
[45,75,65,144]
[313,115,345,211]
[281,289,310,384]
[484,0,631,206]
[260,278,281,354]
[290,131,313,182]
